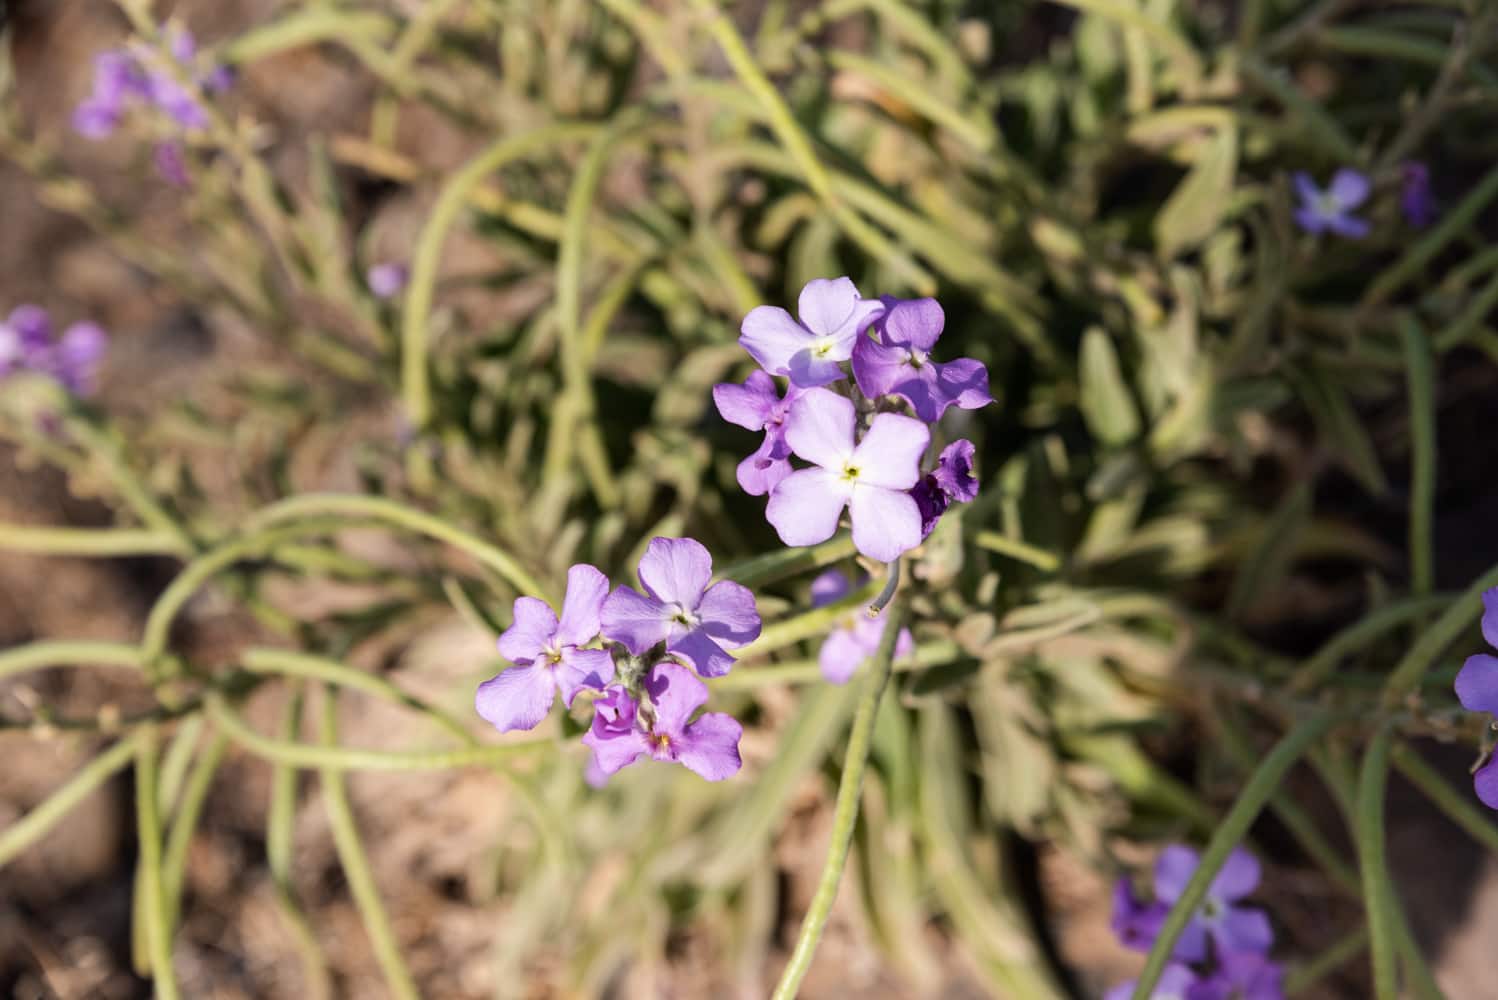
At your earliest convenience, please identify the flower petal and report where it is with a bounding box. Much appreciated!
[931,357,993,415]
[1455,654,1498,715]
[1211,904,1274,955]
[785,387,856,469]
[637,536,713,608]
[1292,171,1321,206]
[554,647,615,706]
[1326,213,1370,239]
[850,335,913,403]
[677,712,744,781]
[475,665,556,733]
[818,627,866,684]
[934,439,979,502]
[1172,917,1210,964]
[644,661,709,734]
[1210,846,1261,901]
[713,371,778,430]
[599,585,669,654]
[555,563,609,647]
[736,435,795,496]
[1329,168,1371,207]
[878,297,944,353]
[766,468,853,548]
[1475,759,1498,810]
[1153,844,1200,903]
[797,276,860,337]
[697,580,761,647]
[739,305,809,376]
[852,413,929,490]
[668,629,738,678]
[809,568,851,608]
[583,726,648,777]
[849,485,923,563]
[497,596,558,663]
[786,349,851,388]
[1293,207,1329,234]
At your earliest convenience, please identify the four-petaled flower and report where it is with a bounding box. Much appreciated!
[852,296,991,423]
[582,662,743,781]
[601,537,760,677]
[1454,588,1498,808]
[809,569,914,683]
[712,370,801,496]
[766,388,930,562]
[1151,845,1273,962]
[476,564,614,733]
[739,277,884,387]
[1292,169,1370,238]
[1104,964,1202,1000]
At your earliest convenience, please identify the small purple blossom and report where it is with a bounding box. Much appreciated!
[739,277,885,388]
[852,297,992,423]
[1105,964,1202,1000]
[1454,588,1498,808]
[1112,877,1168,952]
[601,537,760,678]
[712,371,801,496]
[911,438,979,536]
[808,569,914,683]
[475,564,614,733]
[74,27,229,145]
[1401,162,1436,228]
[1188,952,1285,1000]
[1152,845,1274,962]
[766,388,930,562]
[1292,169,1371,238]
[367,262,410,300]
[582,661,743,781]
[0,306,108,396]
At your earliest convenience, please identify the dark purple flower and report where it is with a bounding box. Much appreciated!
[154,142,191,187]
[1292,169,1371,238]
[1454,589,1498,808]
[1105,964,1202,1000]
[712,370,801,496]
[808,569,914,684]
[910,438,979,536]
[1401,163,1436,229]
[1112,877,1169,952]
[367,262,409,300]
[1154,845,1273,962]
[1187,952,1285,1000]
[739,276,885,388]
[476,564,614,732]
[765,388,929,562]
[852,297,991,423]
[582,662,743,781]
[600,537,760,678]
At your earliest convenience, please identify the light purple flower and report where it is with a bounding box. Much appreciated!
[1187,952,1285,1000]
[712,371,801,496]
[739,276,884,387]
[766,388,929,562]
[1401,162,1436,228]
[1111,877,1169,952]
[475,564,614,733]
[49,322,110,395]
[1153,845,1273,962]
[1104,964,1202,1000]
[911,438,979,537]
[1454,588,1498,808]
[852,297,991,423]
[74,27,228,142]
[582,662,743,781]
[809,569,914,684]
[0,306,109,396]
[367,262,410,300]
[1292,169,1371,238]
[600,537,760,678]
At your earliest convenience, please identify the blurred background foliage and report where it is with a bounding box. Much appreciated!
[2,0,1498,997]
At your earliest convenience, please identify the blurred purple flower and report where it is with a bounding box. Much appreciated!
[1105,964,1202,1000]
[852,297,991,423]
[367,262,410,300]
[154,142,191,188]
[739,276,884,387]
[0,306,108,395]
[1292,169,1371,238]
[1188,952,1285,1000]
[808,569,914,684]
[475,564,614,733]
[765,387,929,562]
[74,26,229,142]
[582,662,743,781]
[712,370,801,496]
[1111,877,1169,952]
[1152,845,1274,962]
[1454,588,1498,808]
[910,438,979,537]
[1401,163,1436,228]
[601,537,760,678]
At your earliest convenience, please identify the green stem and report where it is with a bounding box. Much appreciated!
[1131,712,1341,999]
[162,731,229,934]
[715,533,857,590]
[973,530,1062,572]
[1357,726,1399,1000]
[712,639,959,691]
[1289,594,1452,693]
[135,725,181,1000]
[1384,564,1498,705]
[1401,316,1437,599]
[0,734,140,868]
[0,524,190,557]
[771,600,908,999]
[0,640,145,681]
[1286,927,1368,995]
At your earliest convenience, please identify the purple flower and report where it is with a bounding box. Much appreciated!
[712,371,801,496]
[49,322,110,395]
[1188,952,1285,1000]
[911,438,979,536]
[73,51,148,139]
[74,28,228,142]
[1454,588,1498,808]
[765,388,929,562]
[0,306,108,396]
[582,662,743,781]
[1292,169,1371,238]
[1105,964,1202,1000]
[1401,163,1436,228]
[1112,877,1169,952]
[600,537,760,678]
[808,569,914,684]
[367,262,410,300]
[1153,845,1273,962]
[739,276,885,388]
[851,297,991,423]
[475,564,614,733]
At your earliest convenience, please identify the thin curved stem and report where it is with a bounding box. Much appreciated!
[0,523,190,557]
[1358,725,1399,1000]
[0,734,140,868]
[135,725,181,1000]
[771,600,908,999]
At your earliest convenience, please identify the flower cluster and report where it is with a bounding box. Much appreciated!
[1292,162,1435,239]
[475,537,759,782]
[714,277,989,563]
[1109,845,1284,1000]
[74,26,231,186]
[1454,588,1498,809]
[0,305,108,396]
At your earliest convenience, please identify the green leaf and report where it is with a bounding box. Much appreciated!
[1154,125,1238,258]
[1079,327,1142,446]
